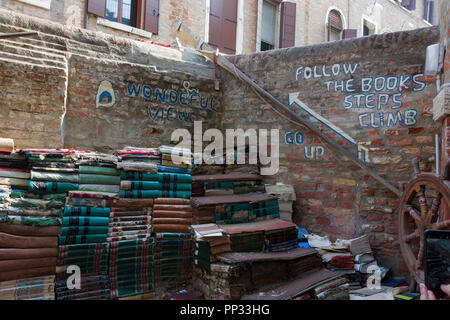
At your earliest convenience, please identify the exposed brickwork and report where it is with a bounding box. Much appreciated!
[0,9,218,151]
[64,54,221,152]
[0,60,66,148]
[223,27,440,276]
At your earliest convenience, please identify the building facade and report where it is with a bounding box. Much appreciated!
[0,0,438,54]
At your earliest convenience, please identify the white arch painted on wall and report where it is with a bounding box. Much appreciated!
[324,6,347,42]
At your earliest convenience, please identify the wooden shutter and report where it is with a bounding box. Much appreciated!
[342,29,357,39]
[328,10,343,30]
[144,0,159,34]
[279,2,296,48]
[88,0,106,17]
[209,0,237,55]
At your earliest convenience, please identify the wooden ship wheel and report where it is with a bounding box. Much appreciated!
[399,158,450,284]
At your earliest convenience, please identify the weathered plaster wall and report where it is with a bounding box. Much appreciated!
[222,26,440,275]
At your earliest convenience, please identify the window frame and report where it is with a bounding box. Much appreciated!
[423,0,436,25]
[105,0,141,28]
[256,0,281,52]
[325,7,346,42]
[260,0,277,51]
[15,0,51,10]
[361,17,377,37]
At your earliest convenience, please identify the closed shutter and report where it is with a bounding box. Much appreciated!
[209,0,237,55]
[279,2,296,48]
[342,29,357,39]
[88,0,106,17]
[144,0,159,34]
[328,10,343,30]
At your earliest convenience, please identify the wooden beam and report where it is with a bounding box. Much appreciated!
[0,32,38,39]
[216,55,402,197]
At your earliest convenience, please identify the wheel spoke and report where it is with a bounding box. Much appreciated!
[407,206,422,225]
[416,239,424,269]
[426,192,442,225]
[404,230,420,242]
[431,220,450,230]
[416,185,428,219]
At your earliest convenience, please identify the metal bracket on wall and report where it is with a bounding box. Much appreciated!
[0,31,38,39]
[216,55,402,197]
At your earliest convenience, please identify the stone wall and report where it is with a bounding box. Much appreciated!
[0,7,444,278]
[222,26,440,275]
[0,9,219,150]
[0,57,66,148]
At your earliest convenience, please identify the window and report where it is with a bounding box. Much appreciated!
[327,10,343,42]
[106,0,138,27]
[261,1,276,51]
[87,0,159,34]
[363,19,376,36]
[423,0,436,25]
[258,1,296,51]
[401,0,416,11]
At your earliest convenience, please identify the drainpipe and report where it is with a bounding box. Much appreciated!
[84,0,88,29]
[347,0,350,28]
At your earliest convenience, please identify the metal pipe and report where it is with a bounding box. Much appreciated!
[436,134,440,176]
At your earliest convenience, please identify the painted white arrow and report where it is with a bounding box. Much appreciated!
[288,92,370,163]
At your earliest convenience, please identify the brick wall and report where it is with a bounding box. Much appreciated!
[0,60,66,148]
[0,8,219,151]
[64,53,221,152]
[222,26,440,276]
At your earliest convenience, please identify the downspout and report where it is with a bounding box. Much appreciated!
[347,0,350,28]
[84,0,88,29]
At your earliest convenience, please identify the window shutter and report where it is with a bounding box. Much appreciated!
[429,0,435,24]
[88,0,106,17]
[144,0,159,34]
[342,29,357,39]
[328,10,343,30]
[208,0,237,55]
[208,0,222,51]
[407,0,416,10]
[279,2,296,48]
[222,0,238,54]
